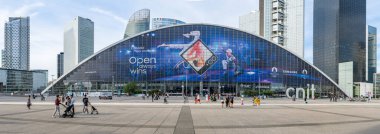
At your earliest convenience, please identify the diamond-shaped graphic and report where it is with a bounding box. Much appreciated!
[180,39,217,75]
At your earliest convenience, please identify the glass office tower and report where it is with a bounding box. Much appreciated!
[2,17,30,70]
[64,16,94,74]
[124,9,150,38]
[152,18,185,29]
[313,0,366,83]
[367,25,377,83]
[57,52,64,77]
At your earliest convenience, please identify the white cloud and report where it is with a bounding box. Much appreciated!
[90,7,128,25]
[0,2,46,67]
[13,2,45,16]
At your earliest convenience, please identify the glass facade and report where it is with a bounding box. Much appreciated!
[152,18,185,29]
[367,25,377,83]
[2,17,30,70]
[124,9,150,38]
[45,24,346,98]
[0,68,47,94]
[64,16,94,74]
[314,0,366,83]
[57,52,64,77]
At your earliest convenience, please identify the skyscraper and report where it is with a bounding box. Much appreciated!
[64,16,94,74]
[2,17,30,70]
[57,52,64,77]
[152,18,185,29]
[124,9,150,38]
[314,0,366,83]
[259,0,304,57]
[239,10,260,35]
[367,25,377,83]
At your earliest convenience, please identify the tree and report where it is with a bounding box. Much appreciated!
[262,90,274,96]
[243,90,258,97]
[124,82,138,96]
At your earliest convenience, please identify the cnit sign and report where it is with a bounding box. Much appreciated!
[286,84,316,99]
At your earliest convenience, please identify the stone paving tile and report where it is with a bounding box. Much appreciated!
[2,104,380,133]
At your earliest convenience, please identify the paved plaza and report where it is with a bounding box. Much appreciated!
[1,97,380,134]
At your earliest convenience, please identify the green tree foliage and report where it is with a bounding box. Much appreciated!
[262,90,274,96]
[243,90,258,97]
[124,82,138,95]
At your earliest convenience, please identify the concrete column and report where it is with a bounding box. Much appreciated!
[200,81,203,96]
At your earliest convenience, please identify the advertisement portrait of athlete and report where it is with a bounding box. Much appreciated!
[222,49,241,76]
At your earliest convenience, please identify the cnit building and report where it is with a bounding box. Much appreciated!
[43,24,347,98]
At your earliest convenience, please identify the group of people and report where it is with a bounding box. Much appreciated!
[221,95,235,108]
[51,94,98,118]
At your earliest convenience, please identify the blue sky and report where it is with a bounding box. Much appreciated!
[0,0,379,79]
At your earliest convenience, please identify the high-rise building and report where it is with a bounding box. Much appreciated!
[124,9,150,38]
[57,52,64,77]
[64,16,94,74]
[239,11,260,35]
[2,17,30,70]
[367,25,377,83]
[152,18,185,29]
[259,0,304,57]
[313,0,366,83]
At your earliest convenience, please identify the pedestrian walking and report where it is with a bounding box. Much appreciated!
[197,94,201,104]
[230,96,234,108]
[304,97,308,104]
[82,95,89,114]
[221,96,224,108]
[70,95,76,115]
[164,96,168,104]
[27,95,32,110]
[52,95,61,118]
[194,94,197,104]
[225,95,229,108]
[254,97,261,107]
[241,97,244,105]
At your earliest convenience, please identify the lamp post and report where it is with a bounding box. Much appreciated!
[258,75,261,98]
[185,69,188,96]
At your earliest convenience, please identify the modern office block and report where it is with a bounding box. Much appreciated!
[124,9,150,38]
[2,17,30,70]
[57,52,64,77]
[259,0,304,57]
[0,68,47,93]
[152,18,185,29]
[314,0,366,83]
[339,62,353,98]
[32,70,48,92]
[373,73,380,98]
[64,16,94,74]
[367,25,377,83]
[239,11,260,35]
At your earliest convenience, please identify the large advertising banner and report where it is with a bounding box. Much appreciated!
[117,30,318,84]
